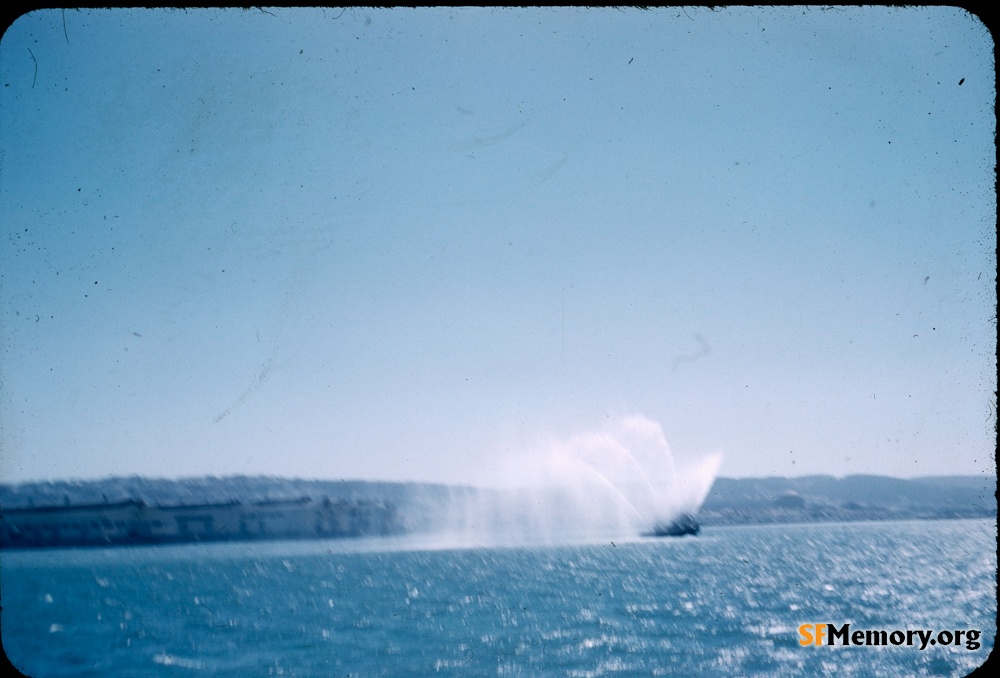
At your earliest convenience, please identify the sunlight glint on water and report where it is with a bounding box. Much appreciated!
[1,520,993,677]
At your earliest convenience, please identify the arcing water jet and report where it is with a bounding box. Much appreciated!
[439,414,723,545]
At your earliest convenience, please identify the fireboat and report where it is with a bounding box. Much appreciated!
[645,512,700,537]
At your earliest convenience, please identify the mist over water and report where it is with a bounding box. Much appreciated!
[437,414,723,545]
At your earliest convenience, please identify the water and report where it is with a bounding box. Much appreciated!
[2,520,994,677]
[456,414,724,540]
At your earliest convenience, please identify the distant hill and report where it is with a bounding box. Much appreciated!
[0,475,482,535]
[699,474,996,525]
[0,475,443,509]
[1,474,995,534]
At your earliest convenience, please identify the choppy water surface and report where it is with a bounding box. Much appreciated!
[2,520,994,676]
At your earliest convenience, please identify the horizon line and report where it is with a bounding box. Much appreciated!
[1,471,995,489]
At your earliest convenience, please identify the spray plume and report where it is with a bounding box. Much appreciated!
[435,414,723,546]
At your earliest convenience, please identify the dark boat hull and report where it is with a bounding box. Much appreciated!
[645,513,700,537]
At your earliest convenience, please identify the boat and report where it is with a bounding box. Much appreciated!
[645,512,700,537]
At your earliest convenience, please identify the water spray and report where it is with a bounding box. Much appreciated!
[440,414,723,545]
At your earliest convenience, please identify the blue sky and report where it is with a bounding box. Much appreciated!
[0,7,995,486]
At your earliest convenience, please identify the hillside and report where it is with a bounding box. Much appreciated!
[699,474,996,525]
[1,474,994,537]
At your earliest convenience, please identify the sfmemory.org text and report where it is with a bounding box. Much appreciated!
[799,623,981,651]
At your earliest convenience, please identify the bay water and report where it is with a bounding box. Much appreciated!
[2,519,994,676]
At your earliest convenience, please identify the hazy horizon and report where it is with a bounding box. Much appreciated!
[1,7,995,489]
[2,468,994,489]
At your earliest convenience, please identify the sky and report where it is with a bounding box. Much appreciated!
[0,7,995,487]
